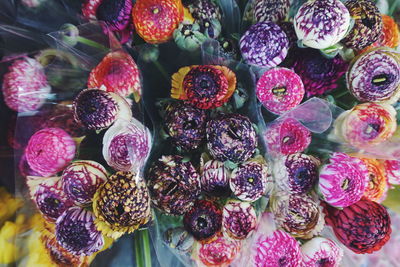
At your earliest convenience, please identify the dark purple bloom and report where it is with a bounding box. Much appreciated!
[188,0,222,22]
[222,200,257,240]
[253,0,290,23]
[201,160,231,197]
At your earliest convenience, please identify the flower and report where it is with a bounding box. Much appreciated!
[270,193,324,239]
[0,188,23,226]
[230,160,272,202]
[342,0,383,50]
[239,22,288,68]
[56,207,104,256]
[188,0,221,22]
[222,200,257,240]
[93,171,151,239]
[164,227,194,254]
[132,0,184,44]
[382,159,400,185]
[293,0,350,49]
[88,50,141,100]
[206,113,257,163]
[292,49,348,97]
[41,105,86,137]
[362,15,400,52]
[163,101,207,151]
[183,200,222,241]
[346,48,400,103]
[252,0,290,23]
[277,21,297,49]
[217,38,239,63]
[256,67,304,115]
[171,65,237,110]
[252,230,302,267]
[200,160,230,197]
[102,118,152,172]
[357,157,387,202]
[25,128,76,177]
[2,57,51,112]
[27,176,74,222]
[333,103,397,148]
[323,199,391,254]
[193,233,241,267]
[200,19,221,39]
[147,155,201,215]
[318,153,369,208]
[73,88,132,131]
[61,160,108,206]
[173,22,207,52]
[273,153,320,194]
[82,0,102,20]
[0,215,25,264]
[265,118,312,156]
[301,237,343,267]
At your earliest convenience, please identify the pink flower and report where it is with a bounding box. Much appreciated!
[301,237,343,267]
[382,159,400,185]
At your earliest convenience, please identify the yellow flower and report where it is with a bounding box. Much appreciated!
[0,187,23,225]
[0,214,25,264]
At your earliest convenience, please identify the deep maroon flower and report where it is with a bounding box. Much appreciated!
[183,200,222,241]
[164,101,207,151]
[293,49,348,97]
[222,200,257,240]
[200,160,231,197]
[323,199,391,254]
[206,113,257,163]
[56,207,104,256]
[273,153,319,194]
[147,155,201,215]
[265,118,312,156]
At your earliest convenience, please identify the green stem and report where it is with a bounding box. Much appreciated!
[389,0,399,16]
[332,90,349,99]
[142,229,152,267]
[153,60,169,81]
[134,233,144,267]
[76,36,108,50]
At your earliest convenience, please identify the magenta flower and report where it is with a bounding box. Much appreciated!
[2,57,50,112]
[318,153,369,208]
[382,160,400,185]
[25,128,76,177]
[301,237,343,267]
[256,68,304,115]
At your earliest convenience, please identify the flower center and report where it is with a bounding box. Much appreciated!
[360,13,374,29]
[372,74,389,86]
[364,123,380,135]
[247,177,255,184]
[227,123,240,140]
[152,7,159,14]
[197,216,208,229]
[272,86,287,97]
[317,258,330,267]
[341,178,350,190]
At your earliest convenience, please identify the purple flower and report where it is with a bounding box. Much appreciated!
[200,160,231,197]
[253,0,290,23]
[222,200,257,240]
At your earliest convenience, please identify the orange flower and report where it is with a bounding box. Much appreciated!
[132,0,184,44]
[359,157,388,203]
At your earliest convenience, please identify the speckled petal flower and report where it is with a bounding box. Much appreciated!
[346,48,400,103]
[222,200,257,240]
[73,88,132,131]
[293,0,350,49]
[183,200,222,241]
[193,233,241,267]
[265,118,312,156]
[171,65,236,110]
[61,160,108,206]
[362,15,400,52]
[343,0,383,50]
[132,0,184,44]
[230,160,272,202]
[88,50,141,100]
[270,193,324,239]
[82,0,102,20]
[301,237,343,267]
[147,155,201,215]
[163,101,207,151]
[292,49,348,97]
[25,128,76,177]
[252,230,302,267]
[318,153,369,208]
[333,103,397,148]
[2,57,51,112]
[93,171,151,239]
[56,207,104,256]
[240,22,288,68]
[273,153,319,194]
[256,67,304,115]
[96,0,132,32]
[200,160,230,197]
[188,0,221,22]
[357,157,387,202]
[382,159,400,185]
[253,0,290,23]
[102,118,152,172]
[27,176,73,222]
[323,199,391,254]
[206,113,257,163]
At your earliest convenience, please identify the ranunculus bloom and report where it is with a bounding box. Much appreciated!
[88,50,141,100]
[222,200,257,240]
[132,0,184,44]
[256,68,304,115]
[301,237,343,267]
[382,159,400,186]
[2,57,51,112]
[357,157,388,202]
[361,15,400,52]
[200,160,230,197]
[171,65,236,110]
[323,199,391,254]
[318,153,369,208]
[253,0,290,23]
[25,128,76,177]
